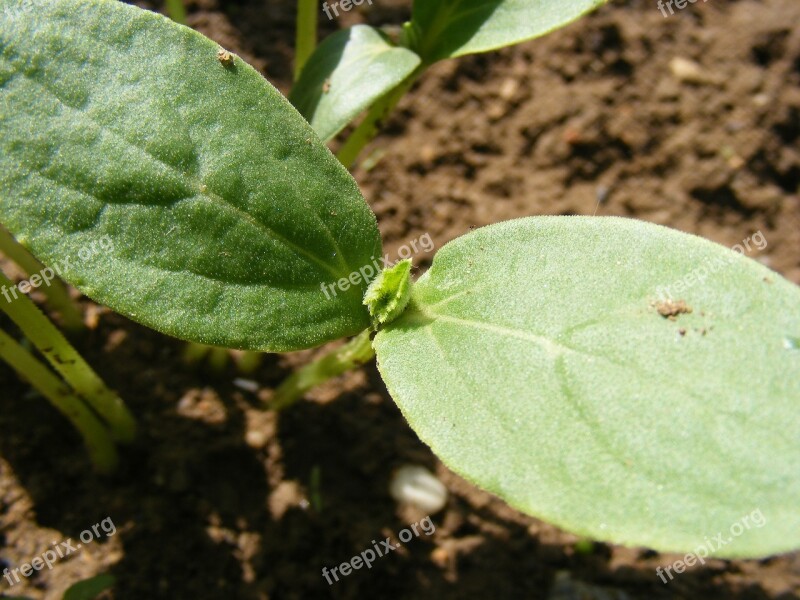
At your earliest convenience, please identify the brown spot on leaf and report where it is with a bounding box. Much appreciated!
[654,299,693,320]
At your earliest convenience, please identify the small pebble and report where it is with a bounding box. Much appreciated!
[669,57,708,84]
[430,546,451,568]
[499,77,518,100]
[390,465,448,514]
[233,378,259,393]
[752,93,770,107]
[245,429,268,449]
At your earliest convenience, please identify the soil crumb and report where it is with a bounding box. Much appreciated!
[654,299,693,319]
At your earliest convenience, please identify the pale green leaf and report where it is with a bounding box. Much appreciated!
[375,216,800,557]
[410,0,608,62]
[289,25,421,142]
[0,0,381,352]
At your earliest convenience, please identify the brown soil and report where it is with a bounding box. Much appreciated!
[2,0,799,598]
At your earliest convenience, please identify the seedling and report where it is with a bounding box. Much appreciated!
[164,0,187,25]
[289,0,609,166]
[0,268,136,472]
[1,207,133,474]
[1,0,798,560]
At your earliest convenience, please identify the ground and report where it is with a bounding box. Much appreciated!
[1,0,799,598]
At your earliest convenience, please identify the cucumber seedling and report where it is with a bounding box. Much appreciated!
[1,0,798,559]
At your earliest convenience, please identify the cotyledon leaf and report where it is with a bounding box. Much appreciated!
[0,0,382,352]
[289,25,421,142]
[374,216,800,557]
[409,0,608,63]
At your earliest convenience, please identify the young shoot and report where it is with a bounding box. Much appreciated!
[1,0,798,560]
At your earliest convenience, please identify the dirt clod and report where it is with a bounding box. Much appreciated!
[654,299,693,319]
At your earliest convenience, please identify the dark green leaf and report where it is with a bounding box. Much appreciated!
[289,25,421,141]
[410,0,607,62]
[0,0,381,351]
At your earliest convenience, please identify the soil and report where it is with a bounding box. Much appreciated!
[2,0,799,598]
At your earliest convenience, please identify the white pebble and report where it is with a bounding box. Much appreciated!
[669,57,708,84]
[389,465,448,514]
[233,378,259,393]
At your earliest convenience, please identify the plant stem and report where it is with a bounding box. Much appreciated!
[165,0,187,24]
[183,341,211,364]
[294,0,318,82]
[271,329,375,410]
[0,226,84,332]
[233,349,262,374]
[336,65,425,169]
[0,328,119,473]
[208,346,230,373]
[0,269,136,442]
[310,465,323,512]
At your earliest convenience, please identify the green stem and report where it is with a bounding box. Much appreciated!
[183,341,212,364]
[0,328,119,473]
[336,65,425,169]
[271,329,375,410]
[309,465,323,512]
[234,350,262,374]
[0,226,84,332]
[165,0,187,24]
[0,269,136,442]
[208,346,230,373]
[294,0,318,82]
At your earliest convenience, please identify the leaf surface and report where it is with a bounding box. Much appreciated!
[0,0,381,351]
[410,0,607,62]
[375,216,800,556]
[290,25,421,141]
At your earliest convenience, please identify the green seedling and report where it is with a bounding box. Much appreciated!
[182,341,263,375]
[0,327,119,472]
[1,0,799,560]
[289,0,607,166]
[1,205,132,474]
[0,266,136,472]
[0,226,132,467]
[295,0,319,81]
[164,0,187,25]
